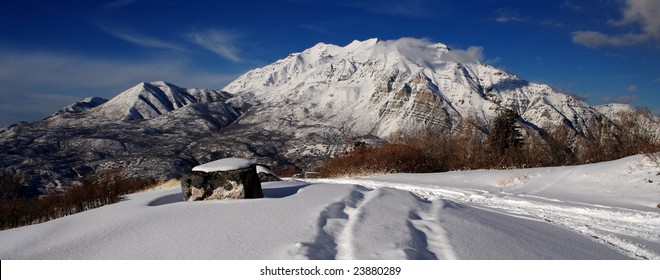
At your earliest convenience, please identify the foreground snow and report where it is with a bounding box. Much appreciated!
[1,155,659,259]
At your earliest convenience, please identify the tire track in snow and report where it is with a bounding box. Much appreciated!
[305,178,660,260]
[293,185,457,259]
[292,188,365,259]
[408,198,458,259]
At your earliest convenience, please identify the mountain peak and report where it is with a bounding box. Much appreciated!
[87,81,197,121]
[222,37,611,138]
[346,38,380,49]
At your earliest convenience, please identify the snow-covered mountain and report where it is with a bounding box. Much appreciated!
[40,81,240,131]
[224,38,602,137]
[1,38,656,193]
[93,81,200,121]
[0,81,242,192]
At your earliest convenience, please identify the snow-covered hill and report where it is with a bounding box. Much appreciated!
[1,155,658,259]
[224,38,605,137]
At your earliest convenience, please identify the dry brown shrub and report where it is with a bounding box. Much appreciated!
[318,107,659,178]
[318,143,437,177]
[0,170,155,230]
[271,165,302,177]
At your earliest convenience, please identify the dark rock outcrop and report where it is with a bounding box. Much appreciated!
[181,165,263,201]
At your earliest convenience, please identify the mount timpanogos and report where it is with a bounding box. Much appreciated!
[1,38,655,193]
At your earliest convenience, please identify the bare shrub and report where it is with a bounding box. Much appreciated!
[271,164,302,178]
[318,107,659,178]
[0,170,155,230]
[318,143,436,177]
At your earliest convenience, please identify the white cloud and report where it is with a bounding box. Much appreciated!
[440,46,484,64]
[494,8,526,23]
[485,57,502,65]
[98,24,185,52]
[627,85,638,93]
[187,29,242,62]
[572,0,660,48]
[615,0,660,40]
[495,16,524,23]
[386,38,484,65]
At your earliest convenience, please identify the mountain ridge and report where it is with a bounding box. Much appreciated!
[222,38,607,138]
[1,38,656,194]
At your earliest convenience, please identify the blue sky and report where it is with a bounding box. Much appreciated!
[1,0,659,127]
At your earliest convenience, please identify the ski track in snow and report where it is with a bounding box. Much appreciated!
[304,178,660,260]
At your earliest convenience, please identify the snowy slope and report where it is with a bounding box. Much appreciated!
[88,81,229,122]
[1,155,658,260]
[223,38,607,138]
[51,97,108,116]
[40,81,240,130]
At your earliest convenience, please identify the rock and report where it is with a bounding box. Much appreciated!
[256,164,281,182]
[181,161,264,201]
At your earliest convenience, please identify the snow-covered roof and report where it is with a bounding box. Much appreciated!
[192,157,255,172]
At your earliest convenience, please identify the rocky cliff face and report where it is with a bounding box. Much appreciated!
[1,38,654,194]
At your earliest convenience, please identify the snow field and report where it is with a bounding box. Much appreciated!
[0,155,657,260]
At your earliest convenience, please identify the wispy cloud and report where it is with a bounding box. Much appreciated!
[627,84,638,93]
[485,57,502,65]
[187,29,242,62]
[495,16,524,23]
[0,49,237,91]
[572,31,648,48]
[386,38,484,65]
[494,8,526,23]
[98,23,185,52]
[572,0,660,48]
[440,46,484,64]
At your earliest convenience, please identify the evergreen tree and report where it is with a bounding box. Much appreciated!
[488,109,523,157]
